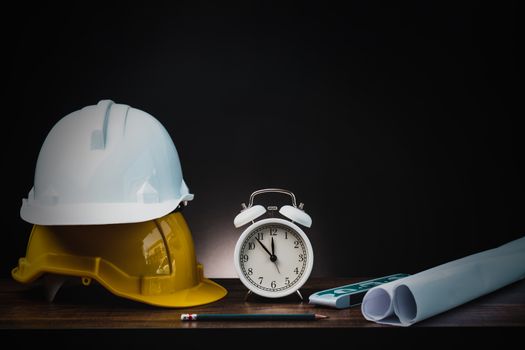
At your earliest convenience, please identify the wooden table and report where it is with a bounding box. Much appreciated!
[0,278,525,350]
[1,277,524,328]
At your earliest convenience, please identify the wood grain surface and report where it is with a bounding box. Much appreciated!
[1,278,524,329]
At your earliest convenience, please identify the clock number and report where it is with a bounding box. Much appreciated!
[247,268,253,275]
[285,231,288,239]
[257,232,264,240]
[269,227,278,236]
[294,241,299,248]
[294,267,299,275]
[271,281,276,289]
[241,254,249,263]
[258,277,263,285]
[248,242,255,250]
[299,254,305,262]
[285,277,290,285]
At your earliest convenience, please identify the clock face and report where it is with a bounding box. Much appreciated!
[234,218,313,298]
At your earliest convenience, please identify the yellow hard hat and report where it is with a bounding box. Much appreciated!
[12,212,227,307]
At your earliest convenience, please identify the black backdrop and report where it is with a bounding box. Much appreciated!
[4,2,522,279]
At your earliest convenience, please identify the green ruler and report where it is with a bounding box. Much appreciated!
[309,273,409,309]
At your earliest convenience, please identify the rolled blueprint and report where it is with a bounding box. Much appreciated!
[361,236,525,326]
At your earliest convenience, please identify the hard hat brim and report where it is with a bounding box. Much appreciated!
[121,278,227,308]
[12,263,227,308]
[20,193,194,225]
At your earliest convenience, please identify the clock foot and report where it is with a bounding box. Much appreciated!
[243,290,253,301]
[296,290,303,301]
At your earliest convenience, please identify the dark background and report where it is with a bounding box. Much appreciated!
[4,1,522,278]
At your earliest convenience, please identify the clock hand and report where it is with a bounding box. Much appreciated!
[255,237,278,264]
[270,237,280,273]
[255,237,273,257]
[273,260,281,274]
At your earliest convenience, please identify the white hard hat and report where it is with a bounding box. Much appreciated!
[21,100,194,225]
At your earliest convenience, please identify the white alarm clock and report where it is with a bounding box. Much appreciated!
[233,189,314,299]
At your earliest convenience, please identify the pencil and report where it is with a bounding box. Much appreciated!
[181,313,328,321]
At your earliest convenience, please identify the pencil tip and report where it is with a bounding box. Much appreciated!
[315,314,329,319]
